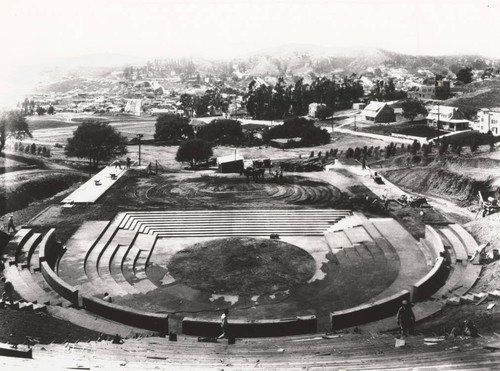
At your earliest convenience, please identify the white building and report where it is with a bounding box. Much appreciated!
[476,109,500,136]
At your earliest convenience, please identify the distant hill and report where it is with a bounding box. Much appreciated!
[445,77,500,116]
[234,44,496,77]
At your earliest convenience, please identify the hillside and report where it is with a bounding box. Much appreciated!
[445,77,500,116]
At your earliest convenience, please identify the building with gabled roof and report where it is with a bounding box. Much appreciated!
[361,102,395,123]
[426,105,469,132]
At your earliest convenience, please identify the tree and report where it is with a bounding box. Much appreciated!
[402,99,428,121]
[0,110,31,153]
[196,119,244,145]
[36,107,46,116]
[47,106,55,115]
[456,67,473,84]
[175,139,213,169]
[154,114,193,141]
[65,120,128,169]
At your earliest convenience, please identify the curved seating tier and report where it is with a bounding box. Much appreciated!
[182,315,316,337]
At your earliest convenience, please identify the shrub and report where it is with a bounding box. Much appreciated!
[345,148,354,159]
[30,143,37,154]
[354,147,361,160]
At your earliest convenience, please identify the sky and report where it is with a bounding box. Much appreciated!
[0,0,499,104]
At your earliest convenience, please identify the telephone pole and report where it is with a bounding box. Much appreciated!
[436,102,440,143]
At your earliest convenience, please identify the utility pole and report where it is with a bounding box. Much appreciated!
[436,102,440,143]
[137,134,143,166]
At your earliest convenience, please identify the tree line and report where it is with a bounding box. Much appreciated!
[244,76,365,120]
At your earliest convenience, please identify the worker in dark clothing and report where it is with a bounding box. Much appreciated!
[2,280,14,305]
[7,215,16,234]
[397,300,415,338]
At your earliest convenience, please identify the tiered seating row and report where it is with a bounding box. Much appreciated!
[119,210,352,237]
[3,228,169,334]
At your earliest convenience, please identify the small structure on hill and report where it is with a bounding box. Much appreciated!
[362,102,396,123]
[217,154,244,173]
[308,103,327,118]
[426,105,469,132]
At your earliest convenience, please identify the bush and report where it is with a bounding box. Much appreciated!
[30,143,36,154]
[345,148,354,159]
[24,145,30,153]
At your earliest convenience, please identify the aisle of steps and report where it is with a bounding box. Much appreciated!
[115,232,158,293]
[431,224,483,305]
[360,222,486,334]
[2,334,500,370]
[2,229,160,337]
[2,229,70,311]
[119,209,352,237]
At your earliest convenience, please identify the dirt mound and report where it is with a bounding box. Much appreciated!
[167,237,315,295]
[382,166,490,205]
[471,259,500,293]
[0,170,86,215]
[464,212,500,251]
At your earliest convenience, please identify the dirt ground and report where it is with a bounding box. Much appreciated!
[167,237,316,295]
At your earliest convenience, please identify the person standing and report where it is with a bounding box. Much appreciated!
[397,300,415,338]
[126,157,131,169]
[7,215,16,234]
[218,309,229,339]
[2,279,14,305]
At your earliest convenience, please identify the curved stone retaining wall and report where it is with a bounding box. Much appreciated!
[38,228,61,268]
[412,257,447,302]
[81,295,169,333]
[424,225,445,259]
[40,261,79,306]
[182,315,317,338]
[330,290,410,330]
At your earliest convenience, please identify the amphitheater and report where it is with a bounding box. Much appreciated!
[1,165,499,369]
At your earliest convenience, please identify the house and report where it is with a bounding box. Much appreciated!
[476,109,500,136]
[407,78,450,100]
[361,102,396,123]
[407,85,435,100]
[124,99,142,116]
[426,105,469,132]
[189,118,208,134]
[308,103,327,118]
[217,154,244,173]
